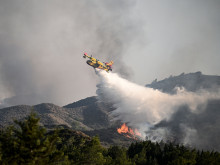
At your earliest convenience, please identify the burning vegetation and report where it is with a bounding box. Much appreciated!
[117,123,142,140]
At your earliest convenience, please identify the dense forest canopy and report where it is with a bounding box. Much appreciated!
[0,113,219,165]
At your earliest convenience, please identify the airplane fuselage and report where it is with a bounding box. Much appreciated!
[83,53,112,72]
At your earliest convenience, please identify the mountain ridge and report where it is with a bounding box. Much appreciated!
[146,71,220,93]
[0,71,220,147]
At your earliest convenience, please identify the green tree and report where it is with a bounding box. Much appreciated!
[76,136,107,165]
[106,146,133,165]
[132,147,147,165]
[163,144,196,165]
[196,151,220,165]
[128,141,161,165]
[0,112,67,165]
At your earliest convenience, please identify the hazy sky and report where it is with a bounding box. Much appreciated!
[0,0,220,106]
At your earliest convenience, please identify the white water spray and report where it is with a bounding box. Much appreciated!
[96,70,220,140]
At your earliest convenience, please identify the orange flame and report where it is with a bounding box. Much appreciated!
[117,123,142,139]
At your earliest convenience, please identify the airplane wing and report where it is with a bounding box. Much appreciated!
[83,53,113,72]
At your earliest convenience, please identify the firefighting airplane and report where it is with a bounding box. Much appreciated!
[83,53,114,72]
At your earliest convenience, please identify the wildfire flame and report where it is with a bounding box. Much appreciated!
[117,123,142,140]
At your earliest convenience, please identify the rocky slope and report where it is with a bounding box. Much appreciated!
[0,96,124,146]
[0,97,116,130]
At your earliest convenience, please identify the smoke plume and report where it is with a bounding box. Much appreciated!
[1,0,220,107]
[96,70,220,151]
[0,0,143,107]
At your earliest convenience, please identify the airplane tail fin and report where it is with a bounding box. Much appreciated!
[83,53,88,58]
[109,61,114,65]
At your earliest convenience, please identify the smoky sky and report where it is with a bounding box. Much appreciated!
[0,0,143,107]
[0,0,220,107]
[125,0,220,84]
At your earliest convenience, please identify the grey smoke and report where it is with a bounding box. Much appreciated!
[154,100,220,151]
[96,70,220,151]
[0,0,143,107]
[0,0,220,107]
[146,72,220,150]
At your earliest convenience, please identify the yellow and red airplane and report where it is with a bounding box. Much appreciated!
[83,53,114,72]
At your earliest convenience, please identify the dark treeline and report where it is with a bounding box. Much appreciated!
[0,113,219,165]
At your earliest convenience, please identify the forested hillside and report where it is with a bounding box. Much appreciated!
[0,113,219,165]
